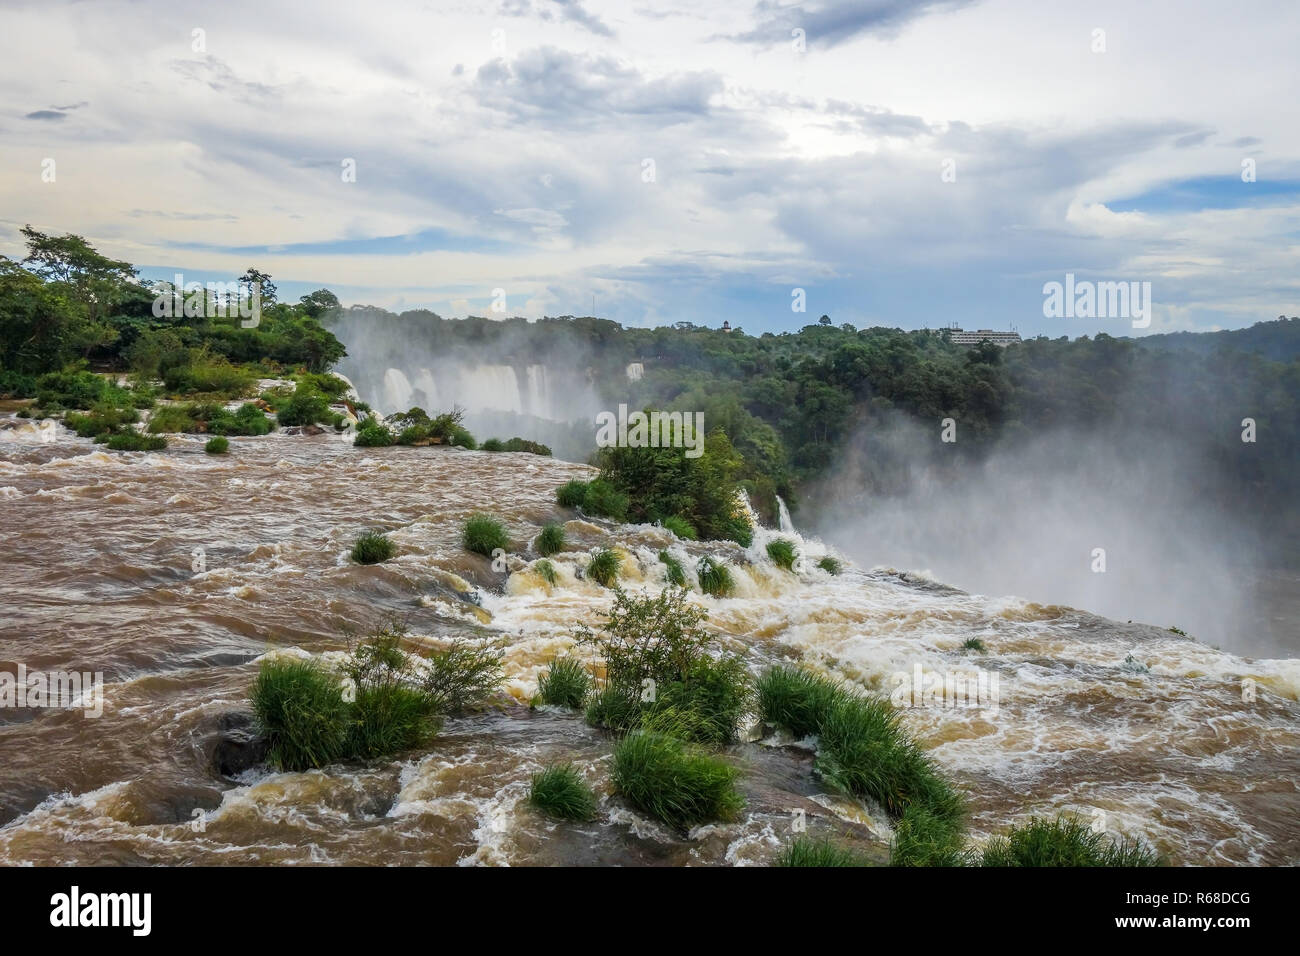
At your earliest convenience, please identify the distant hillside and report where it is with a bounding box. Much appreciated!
[1132,316,1300,361]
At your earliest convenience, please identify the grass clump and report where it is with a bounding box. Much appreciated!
[658,550,686,587]
[529,763,598,821]
[758,664,967,865]
[534,558,558,586]
[556,479,589,508]
[980,816,1165,867]
[817,556,842,575]
[777,835,872,867]
[104,432,167,451]
[204,435,229,454]
[351,529,395,565]
[757,666,844,739]
[962,637,987,654]
[535,523,565,556]
[662,515,697,540]
[462,513,508,557]
[342,626,442,759]
[766,538,798,571]
[251,658,351,771]
[585,548,621,588]
[538,656,591,709]
[696,556,735,598]
[611,730,743,830]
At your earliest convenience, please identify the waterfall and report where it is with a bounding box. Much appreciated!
[525,365,551,419]
[777,495,796,535]
[412,368,440,411]
[382,368,414,416]
[626,362,644,382]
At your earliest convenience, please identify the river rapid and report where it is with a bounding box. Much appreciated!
[1,419,1297,865]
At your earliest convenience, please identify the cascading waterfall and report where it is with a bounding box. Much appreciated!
[776,495,795,535]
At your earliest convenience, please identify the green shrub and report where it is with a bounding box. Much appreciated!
[146,403,198,433]
[980,816,1164,867]
[585,548,621,588]
[297,372,350,398]
[538,656,591,708]
[581,479,629,521]
[105,432,167,451]
[204,436,229,454]
[354,416,394,447]
[35,370,118,409]
[534,559,558,586]
[962,638,987,653]
[662,515,697,540]
[535,523,565,556]
[529,763,598,821]
[211,403,273,436]
[421,638,505,713]
[658,550,686,587]
[696,556,735,598]
[275,382,338,427]
[462,513,508,557]
[163,359,255,397]
[251,658,351,771]
[766,538,798,571]
[351,529,395,564]
[448,425,476,449]
[611,730,743,830]
[777,836,872,867]
[556,479,589,507]
[64,404,137,438]
[481,437,505,452]
[501,437,551,455]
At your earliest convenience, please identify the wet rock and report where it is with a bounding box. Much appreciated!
[211,711,268,777]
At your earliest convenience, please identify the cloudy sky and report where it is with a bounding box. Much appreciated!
[2,0,1297,336]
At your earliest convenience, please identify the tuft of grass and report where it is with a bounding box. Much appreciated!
[556,479,589,508]
[204,435,229,454]
[350,529,395,565]
[421,638,505,714]
[662,515,697,540]
[658,550,686,587]
[105,432,167,451]
[757,666,843,739]
[251,658,351,771]
[534,559,558,586]
[1168,625,1187,636]
[584,685,643,734]
[890,803,972,867]
[535,523,565,557]
[347,682,442,758]
[817,556,842,575]
[962,637,987,654]
[537,656,591,709]
[777,835,872,867]
[585,548,621,588]
[758,664,966,850]
[462,513,509,558]
[655,655,753,745]
[980,815,1165,867]
[529,763,598,821]
[611,730,744,830]
[696,556,735,598]
[766,538,798,571]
